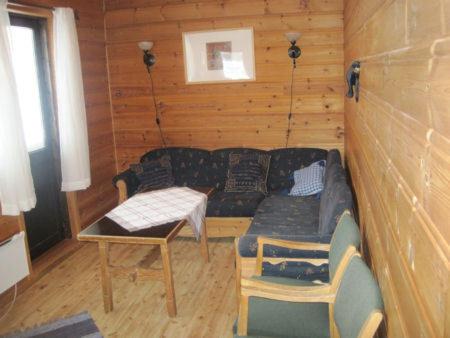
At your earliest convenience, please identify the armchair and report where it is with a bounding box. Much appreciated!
[236,255,384,338]
[235,210,360,305]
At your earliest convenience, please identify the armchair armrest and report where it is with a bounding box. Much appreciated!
[237,277,335,336]
[257,237,331,251]
[256,237,330,275]
[241,277,332,301]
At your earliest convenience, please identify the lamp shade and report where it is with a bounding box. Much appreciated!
[138,41,153,51]
[285,32,301,43]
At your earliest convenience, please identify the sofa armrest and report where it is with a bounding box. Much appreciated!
[116,180,128,204]
[112,169,140,203]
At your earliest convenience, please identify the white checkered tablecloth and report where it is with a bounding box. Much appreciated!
[106,187,208,238]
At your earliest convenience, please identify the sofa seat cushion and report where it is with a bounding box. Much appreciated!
[239,195,331,257]
[206,191,266,217]
[250,195,321,236]
[234,297,330,338]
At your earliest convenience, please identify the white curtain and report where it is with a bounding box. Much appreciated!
[0,0,36,215]
[53,8,91,191]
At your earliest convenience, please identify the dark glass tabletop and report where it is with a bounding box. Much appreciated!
[79,217,181,239]
[78,187,214,242]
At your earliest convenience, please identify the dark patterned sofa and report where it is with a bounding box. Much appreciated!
[112,147,330,236]
[236,149,354,280]
[113,146,353,285]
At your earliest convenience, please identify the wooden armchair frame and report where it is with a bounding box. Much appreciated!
[237,273,383,338]
[235,210,354,303]
[235,238,354,305]
[236,240,358,336]
[237,236,382,338]
[236,246,360,337]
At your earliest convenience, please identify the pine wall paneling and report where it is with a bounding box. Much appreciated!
[0,0,117,243]
[103,0,345,170]
[69,0,117,228]
[344,0,450,336]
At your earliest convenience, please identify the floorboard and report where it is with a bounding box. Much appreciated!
[0,238,237,338]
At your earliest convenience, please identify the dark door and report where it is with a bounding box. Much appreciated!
[9,15,68,259]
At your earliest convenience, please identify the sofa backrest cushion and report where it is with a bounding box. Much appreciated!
[318,180,353,235]
[267,148,328,192]
[131,154,174,192]
[140,147,212,187]
[224,153,271,194]
[210,148,268,190]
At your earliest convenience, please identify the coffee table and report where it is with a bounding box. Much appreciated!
[77,187,214,317]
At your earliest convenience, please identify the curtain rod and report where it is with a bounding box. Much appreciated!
[7,0,55,10]
[7,1,80,20]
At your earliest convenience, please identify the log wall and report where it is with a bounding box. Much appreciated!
[104,0,345,170]
[344,0,450,336]
[70,0,117,228]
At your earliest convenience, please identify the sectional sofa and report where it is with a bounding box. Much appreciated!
[113,147,353,278]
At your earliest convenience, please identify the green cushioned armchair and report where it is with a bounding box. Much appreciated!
[235,255,384,338]
[236,210,361,305]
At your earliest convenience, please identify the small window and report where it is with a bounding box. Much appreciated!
[9,25,46,152]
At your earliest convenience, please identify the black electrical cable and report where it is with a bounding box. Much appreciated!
[147,68,167,148]
[285,61,296,148]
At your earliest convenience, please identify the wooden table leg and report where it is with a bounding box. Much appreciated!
[160,243,177,317]
[98,241,113,313]
[200,219,209,263]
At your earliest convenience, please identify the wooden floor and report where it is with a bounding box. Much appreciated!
[0,238,237,337]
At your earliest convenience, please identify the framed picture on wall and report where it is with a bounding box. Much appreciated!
[182,28,255,84]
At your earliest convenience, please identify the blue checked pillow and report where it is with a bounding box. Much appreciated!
[289,160,326,196]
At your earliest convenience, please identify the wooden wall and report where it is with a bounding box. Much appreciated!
[104,0,345,170]
[66,0,117,228]
[344,0,450,337]
[0,0,117,243]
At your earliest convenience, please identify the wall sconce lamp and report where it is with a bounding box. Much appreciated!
[138,41,156,72]
[285,32,301,68]
[138,41,167,147]
[284,32,301,148]
[346,61,361,102]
